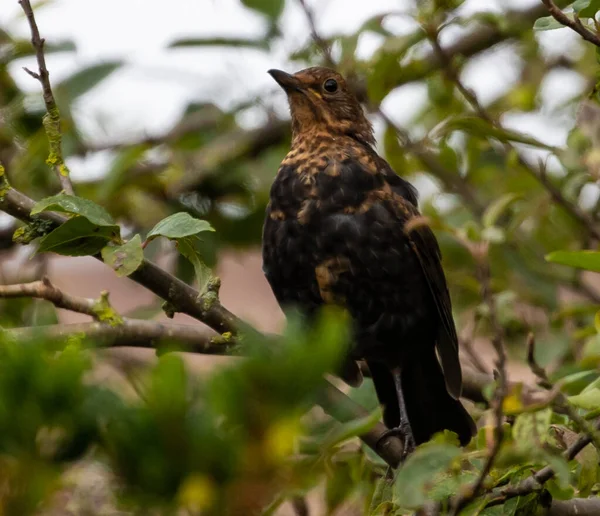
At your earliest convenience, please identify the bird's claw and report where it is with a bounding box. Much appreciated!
[376,426,416,462]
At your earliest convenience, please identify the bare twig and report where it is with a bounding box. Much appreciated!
[450,247,508,515]
[526,332,552,388]
[297,0,335,68]
[461,314,490,375]
[547,497,600,516]
[3,319,231,354]
[541,0,600,47]
[0,277,99,319]
[18,0,75,194]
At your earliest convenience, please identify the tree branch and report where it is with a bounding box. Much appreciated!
[317,380,404,468]
[3,319,232,354]
[486,418,600,506]
[547,497,600,516]
[18,0,75,195]
[0,277,100,319]
[297,0,335,68]
[0,182,240,333]
[541,0,600,48]
[450,246,508,515]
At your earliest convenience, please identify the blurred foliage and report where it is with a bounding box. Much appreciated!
[1,0,600,513]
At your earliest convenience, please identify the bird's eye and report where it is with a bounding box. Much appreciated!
[323,78,338,93]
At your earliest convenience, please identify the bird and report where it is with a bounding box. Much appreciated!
[262,66,476,457]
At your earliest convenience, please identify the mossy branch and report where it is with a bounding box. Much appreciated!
[18,0,74,195]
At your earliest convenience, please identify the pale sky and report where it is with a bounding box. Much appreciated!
[1,0,589,195]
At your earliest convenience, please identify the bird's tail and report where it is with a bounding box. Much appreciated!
[367,348,475,446]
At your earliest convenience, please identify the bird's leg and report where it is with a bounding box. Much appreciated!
[376,366,416,461]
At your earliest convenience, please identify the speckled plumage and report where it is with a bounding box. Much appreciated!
[262,67,475,449]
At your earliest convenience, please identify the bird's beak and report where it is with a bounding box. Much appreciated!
[268,69,301,93]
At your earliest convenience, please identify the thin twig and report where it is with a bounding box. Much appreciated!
[461,314,490,375]
[451,246,508,515]
[0,277,99,319]
[526,332,552,388]
[18,0,75,194]
[297,0,335,67]
[541,0,600,47]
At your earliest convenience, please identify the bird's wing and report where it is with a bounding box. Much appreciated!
[402,209,462,399]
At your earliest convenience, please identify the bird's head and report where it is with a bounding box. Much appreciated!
[268,66,374,146]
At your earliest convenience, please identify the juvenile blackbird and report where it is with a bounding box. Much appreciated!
[262,66,475,455]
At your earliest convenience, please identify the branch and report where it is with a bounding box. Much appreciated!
[486,418,600,506]
[18,0,74,195]
[317,380,404,468]
[0,277,100,319]
[0,183,240,333]
[542,0,600,48]
[548,497,600,516]
[451,246,508,515]
[3,319,232,354]
[297,0,335,68]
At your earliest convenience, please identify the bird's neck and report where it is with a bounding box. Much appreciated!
[291,115,375,150]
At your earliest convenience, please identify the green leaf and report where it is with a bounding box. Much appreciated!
[482,193,522,228]
[177,237,212,295]
[481,226,505,243]
[322,408,381,450]
[147,212,214,241]
[546,250,600,272]
[168,37,268,50]
[435,116,556,150]
[56,61,123,100]
[32,194,116,227]
[325,463,354,514]
[545,477,575,500]
[241,0,284,21]
[37,217,119,256]
[12,39,76,59]
[512,408,552,450]
[101,234,144,277]
[534,15,570,31]
[393,442,461,508]
[369,477,394,515]
[557,370,599,395]
[568,387,600,409]
[573,0,600,18]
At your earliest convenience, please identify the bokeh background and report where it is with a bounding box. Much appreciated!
[1,0,600,513]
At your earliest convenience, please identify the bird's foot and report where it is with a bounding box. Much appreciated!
[376,426,416,462]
